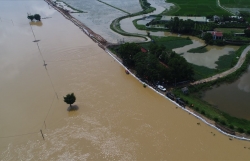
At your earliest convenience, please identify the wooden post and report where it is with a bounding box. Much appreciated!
[40,129,45,140]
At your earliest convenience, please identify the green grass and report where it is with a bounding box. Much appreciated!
[164,0,232,16]
[187,46,208,53]
[139,36,192,50]
[220,0,250,8]
[215,28,244,34]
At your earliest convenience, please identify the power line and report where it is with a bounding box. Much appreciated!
[0,131,38,139]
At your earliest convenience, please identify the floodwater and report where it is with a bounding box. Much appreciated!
[203,66,250,120]
[120,0,173,37]
[172,36,239,69]
[63,0,144,43]
[1,1,250,160]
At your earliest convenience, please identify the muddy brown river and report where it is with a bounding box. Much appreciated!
[1,1,250,160]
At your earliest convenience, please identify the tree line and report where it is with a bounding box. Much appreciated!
[117,43,194,84]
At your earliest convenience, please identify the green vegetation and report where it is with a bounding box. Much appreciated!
[64,93,76,107]
[140,36,192,50]
[27,14,41,21]
[187,46,208,53]
[164,0,231,16]
[215,28,244,34]
[97,0,130,14]
[173,52,250,133]
[113,42,194,83]
[220,0,250,8]
[132,19,167,31]
[27,15,34,21]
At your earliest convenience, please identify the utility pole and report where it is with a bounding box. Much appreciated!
[40,129,45,140]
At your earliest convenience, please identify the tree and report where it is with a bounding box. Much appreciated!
[27,15,34,21]
[244,29,250,37]
[203,33,213,44]
[34,14,41,21]
[119,43,140,67]
[64,93,76,107]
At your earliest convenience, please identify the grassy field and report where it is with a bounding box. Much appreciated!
[140,36,192,50]
[215,28,244,34]
[165,0,231,16]
[220,0,250,8]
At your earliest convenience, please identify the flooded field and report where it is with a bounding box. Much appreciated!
[172,36,239,69]
[120,0,173,37]
[63,0,144,43]
[1,0,250,160]
[203,66,250,120]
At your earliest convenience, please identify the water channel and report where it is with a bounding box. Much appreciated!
[1,0,250,160]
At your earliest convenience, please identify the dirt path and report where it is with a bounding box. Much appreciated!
[191,45,250,85]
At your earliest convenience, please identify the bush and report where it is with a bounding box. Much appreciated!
[229,124,234,129]
[220,120,226,125]
[246,130,250,135]
[201,110,205,115]
[237,127,244,133]
[143,84,147,88]
[195,107,199,112]
[214,117,219,122]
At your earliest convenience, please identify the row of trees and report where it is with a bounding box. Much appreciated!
[27,14,41,21]
[118,43,194,83]
[167,17,195,34]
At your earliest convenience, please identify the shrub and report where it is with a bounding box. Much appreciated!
[201,110,205,115]
[214,117,219,122]
[229,124,234,129]
[237,127,244,133]
[220,120,226,125]
[143,84,147,88]
[247,130,250,135]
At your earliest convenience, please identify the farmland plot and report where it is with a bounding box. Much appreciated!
[220,0,250,8]
[166,0,231,16]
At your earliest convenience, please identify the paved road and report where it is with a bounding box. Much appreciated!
[191,45,250,85]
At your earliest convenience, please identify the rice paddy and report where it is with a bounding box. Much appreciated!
[165,0,232,16]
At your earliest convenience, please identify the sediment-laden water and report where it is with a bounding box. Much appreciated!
[1,1,250,160]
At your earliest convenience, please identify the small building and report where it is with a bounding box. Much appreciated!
[212,31,223,40]
[181,87,189,95]
[213,15,220,22]
[206,31,223,40]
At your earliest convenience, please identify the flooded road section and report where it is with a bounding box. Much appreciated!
[203,66,250,120]
[1,1,250,160]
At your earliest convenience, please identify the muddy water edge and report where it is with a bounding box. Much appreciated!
[1,1,250,160]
